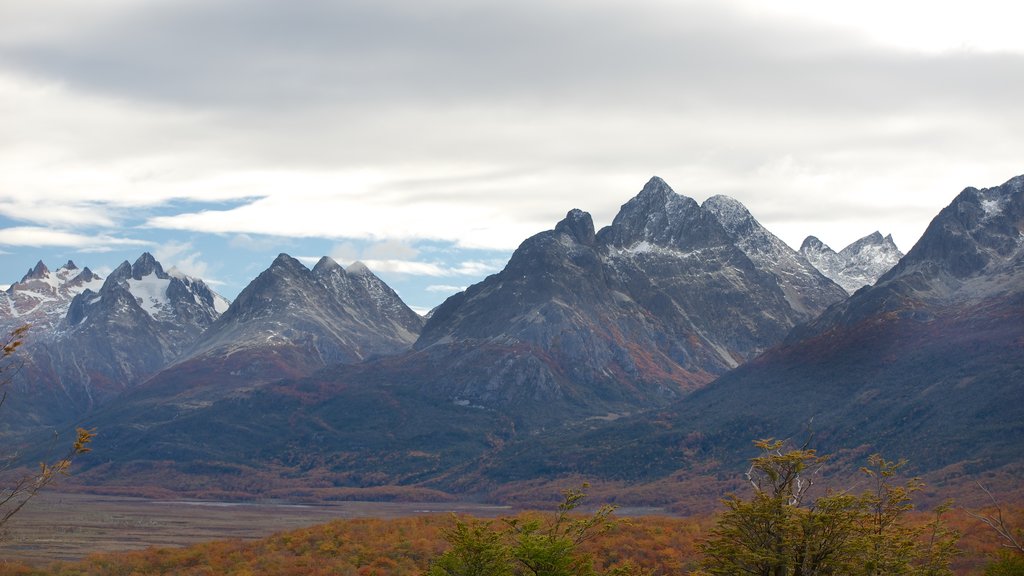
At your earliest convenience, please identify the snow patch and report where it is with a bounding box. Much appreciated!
[127,273,171,318]
[213,294,231,314]
[980,198,1004,219]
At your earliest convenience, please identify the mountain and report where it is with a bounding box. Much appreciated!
[0,260,104,333]
[406,177,847,423]
[4,253,228,428]
[474,174,1024,497]
[72,254,431,493]
[800,231,904,293]
[90,254,424,406]
[71,177,852,496]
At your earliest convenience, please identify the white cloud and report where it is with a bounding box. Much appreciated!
[359,259,503,278]
[0,226,150,249]
[362,240,419,261]
[154,240,216,282]
[731,0,1024,54]
[426,284,466,293]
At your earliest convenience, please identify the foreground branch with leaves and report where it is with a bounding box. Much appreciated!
[0,325,94,536]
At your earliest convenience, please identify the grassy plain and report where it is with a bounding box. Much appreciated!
[0,492,514,565]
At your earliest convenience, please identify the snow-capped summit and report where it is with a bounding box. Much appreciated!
[0,259,105,333]
[4,253,230,429]
[801,231,904,294]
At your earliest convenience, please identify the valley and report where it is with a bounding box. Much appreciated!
[0,492,517,565]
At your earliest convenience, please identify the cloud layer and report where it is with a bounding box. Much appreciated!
[0,0,1022,305]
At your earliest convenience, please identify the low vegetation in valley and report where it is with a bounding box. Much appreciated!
[0,441,1020,575]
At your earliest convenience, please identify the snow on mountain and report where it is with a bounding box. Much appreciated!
[800,231,903,294]
[2,253,231,429]
[0,260,104,333]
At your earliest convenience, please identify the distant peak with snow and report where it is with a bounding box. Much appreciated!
[801,231,904,294]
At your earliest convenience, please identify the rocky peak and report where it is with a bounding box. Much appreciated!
[841,231,885,253]
[554,209,596,246]
[800,236,829,253]
[702,194,755,235]
[103,261,134,288]
[269,253,308,275]
[61,260,79,271]
[801,230,904,294]
[312,256,344,276]
[67,267,100,287]
[130,252,167,280]
[22,260,50,282]
[598,177,716,250]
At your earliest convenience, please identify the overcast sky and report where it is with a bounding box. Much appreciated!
[1,0,1022,312]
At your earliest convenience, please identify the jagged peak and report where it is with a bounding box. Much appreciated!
[110,260,133,279]
[23,260,50,281]
[131,252,167,280]
[68,267,101,285]
[840,231,900,257]
[61,260,78,271]
[554,208,596,245]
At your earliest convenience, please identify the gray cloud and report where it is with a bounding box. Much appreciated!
[0,0,1021,255]
[6,1,1022,117]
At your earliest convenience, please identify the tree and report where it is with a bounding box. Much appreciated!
[428,485,641,576]
[698,439,958,576]
[428,517,515,576]
[0,325,94,534]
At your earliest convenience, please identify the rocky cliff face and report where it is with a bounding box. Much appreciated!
[801,231,903,294]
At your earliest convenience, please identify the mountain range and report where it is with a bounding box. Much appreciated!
[2,174,1020,507]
